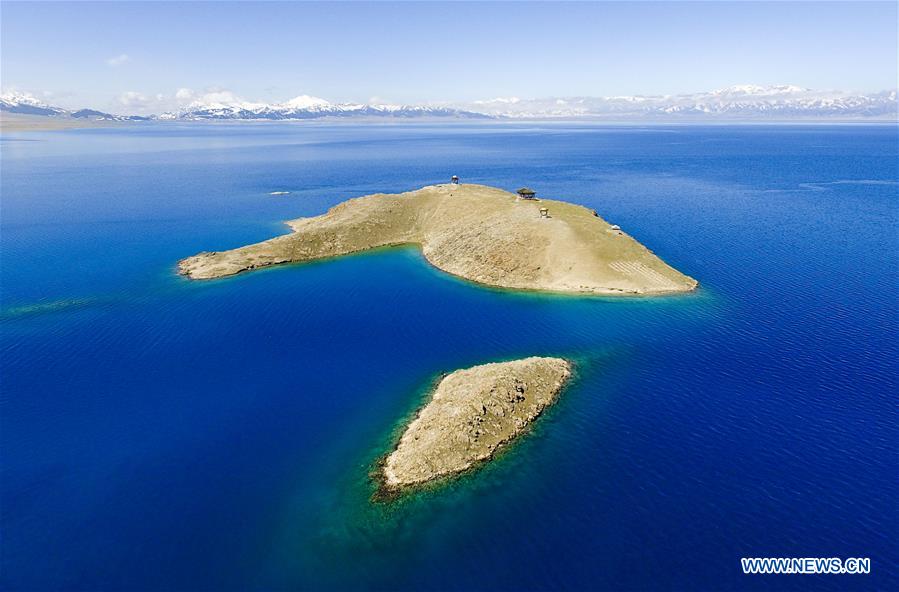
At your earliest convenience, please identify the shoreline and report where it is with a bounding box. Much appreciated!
[2,115,895,134]
[181,240,701,298]
[0,113,127,132]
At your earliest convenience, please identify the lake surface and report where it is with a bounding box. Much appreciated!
[1,122,896,590]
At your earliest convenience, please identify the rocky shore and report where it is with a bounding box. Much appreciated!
[179,184,697,295]
[379,357,573,493]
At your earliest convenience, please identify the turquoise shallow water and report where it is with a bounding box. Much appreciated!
[1,123,896,590]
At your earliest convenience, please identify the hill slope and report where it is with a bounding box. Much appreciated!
[179,184,698,295]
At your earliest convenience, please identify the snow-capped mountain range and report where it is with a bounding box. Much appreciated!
[0,91,149,121]
[2,86,896,122]
[0,91,68,116]
[466,86,898,119]
[156,94,488,120]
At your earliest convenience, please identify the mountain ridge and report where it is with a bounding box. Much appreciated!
[2,86,896,122]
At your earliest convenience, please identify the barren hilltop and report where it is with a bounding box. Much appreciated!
[179,183,697,295]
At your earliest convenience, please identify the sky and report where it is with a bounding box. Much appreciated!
[1,1,897,114]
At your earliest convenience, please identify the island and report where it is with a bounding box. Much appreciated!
[379,357,572,493]
[179,184,697,295]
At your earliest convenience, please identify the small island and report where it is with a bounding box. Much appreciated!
[380,357,572,492]
[179,183,697,295]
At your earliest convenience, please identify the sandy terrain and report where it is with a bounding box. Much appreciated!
[179,184,697,295]
[381,357,572,491]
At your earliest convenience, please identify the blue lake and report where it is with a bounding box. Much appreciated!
[1,123,896,590]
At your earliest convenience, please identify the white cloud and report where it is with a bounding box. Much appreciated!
[106,54,131,67]
[114,87,249,114]
[472,97,521,105]
[118,91,150,108]
[39,89,78,100]
[197,90,244,105]
[172,87,244,106]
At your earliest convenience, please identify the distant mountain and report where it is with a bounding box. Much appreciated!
[0,92,149,121]
[463,86,898,120]
[158,95,489,120]
[0,91,68,116]
[70,109,150,121]
[2,86,896,123]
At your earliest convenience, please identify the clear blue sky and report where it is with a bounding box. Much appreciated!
[2,1,896,113]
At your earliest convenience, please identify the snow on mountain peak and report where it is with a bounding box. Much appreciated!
[157,94,488,120]
[4,85,895,122]
[0,90,70,116]
[0,91,148,120]
[459,86,896,119]
[279,95,331,110]
[184,91,256,111]
[1,90,53,108]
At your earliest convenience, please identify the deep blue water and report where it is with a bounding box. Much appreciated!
[1,123,896,591]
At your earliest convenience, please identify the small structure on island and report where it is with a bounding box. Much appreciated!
[451,175,460,185]
[610,224,621,231]
[517,187,537,200]
[539,207,549,219]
